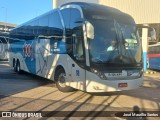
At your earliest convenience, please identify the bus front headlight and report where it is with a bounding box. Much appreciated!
[91,68,107,80]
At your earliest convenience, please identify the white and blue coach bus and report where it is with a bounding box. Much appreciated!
[9,2,143,93]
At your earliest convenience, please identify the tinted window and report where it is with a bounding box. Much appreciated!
[70,8,81,29]
[48,11,63,36]
[34,20,39,35]
[30,21,35,35]
[39,16,49,35]
[70,9,84,58]
[25,22,31,35]
[16,27,22,34]
[61,8,71,53]
[39,16,48,26]
[49,12,63,28]
[61,8,70,29]
[72,28,84,59]
[12,21,35,40]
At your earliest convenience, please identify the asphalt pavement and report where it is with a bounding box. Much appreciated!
[0,61,160,120]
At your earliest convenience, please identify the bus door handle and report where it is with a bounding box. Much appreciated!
[72,64,75,67]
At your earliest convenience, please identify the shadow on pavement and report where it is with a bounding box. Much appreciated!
[0,61,160,119]
[0,61,54,98]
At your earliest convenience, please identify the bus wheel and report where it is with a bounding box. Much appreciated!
[13,61,17,72]
[55,68,75,92]
[16,61,22,74]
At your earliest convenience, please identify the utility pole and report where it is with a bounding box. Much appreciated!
[1,7,7,32]
[53,0,58,9]
[142,24,149,72]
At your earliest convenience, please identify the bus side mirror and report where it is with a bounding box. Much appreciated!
[85,21,94,40]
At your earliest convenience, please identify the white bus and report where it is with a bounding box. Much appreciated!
[9,2,143,93]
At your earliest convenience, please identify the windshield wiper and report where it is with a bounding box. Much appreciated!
[113,19,123,55]
[114,19,128,54]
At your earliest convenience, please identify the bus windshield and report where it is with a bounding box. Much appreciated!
[87,15,142,64]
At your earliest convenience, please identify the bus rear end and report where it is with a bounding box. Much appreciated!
[148,43,160,70]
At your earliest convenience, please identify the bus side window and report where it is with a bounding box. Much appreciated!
[48,11,63,37]
[48,11,64,52]
[60,8,71,34]
[35,20,39,36]
[61,8,71,53]
[70,8,84,61]
[72,31,84,61]
[70,8,82,29]
[16,21,35,40]
[39,16,49,36]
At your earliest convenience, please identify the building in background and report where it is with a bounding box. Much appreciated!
[0,22,16,33]
[55,0,160,71]
[0,22,17,60]
[56,0,160,43]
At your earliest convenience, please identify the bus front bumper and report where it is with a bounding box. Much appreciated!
[85,71,143,93]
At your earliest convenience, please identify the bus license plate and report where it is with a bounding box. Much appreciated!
[118,83,128,88]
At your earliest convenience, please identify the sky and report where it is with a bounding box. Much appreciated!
[0,0,53,25]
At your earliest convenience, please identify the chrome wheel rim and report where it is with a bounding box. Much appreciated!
[58,73,66,88]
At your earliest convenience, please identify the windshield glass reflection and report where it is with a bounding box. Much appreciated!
[87,15,142,64]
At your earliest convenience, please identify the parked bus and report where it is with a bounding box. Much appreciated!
[147,42,160,70]
[9,2,144,93]
[0,33,9,60]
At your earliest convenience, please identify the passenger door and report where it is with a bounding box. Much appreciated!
[61,8,86,91]
[70,8,86,91]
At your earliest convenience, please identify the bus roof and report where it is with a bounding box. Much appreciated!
[61,2,122,13]
[61,2,135,24]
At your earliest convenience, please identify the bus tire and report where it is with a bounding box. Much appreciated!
[13,59,17,72]
[55,68,75,92]
[16,60,22,74]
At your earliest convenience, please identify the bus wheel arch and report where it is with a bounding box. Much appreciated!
[54,66,75,92]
